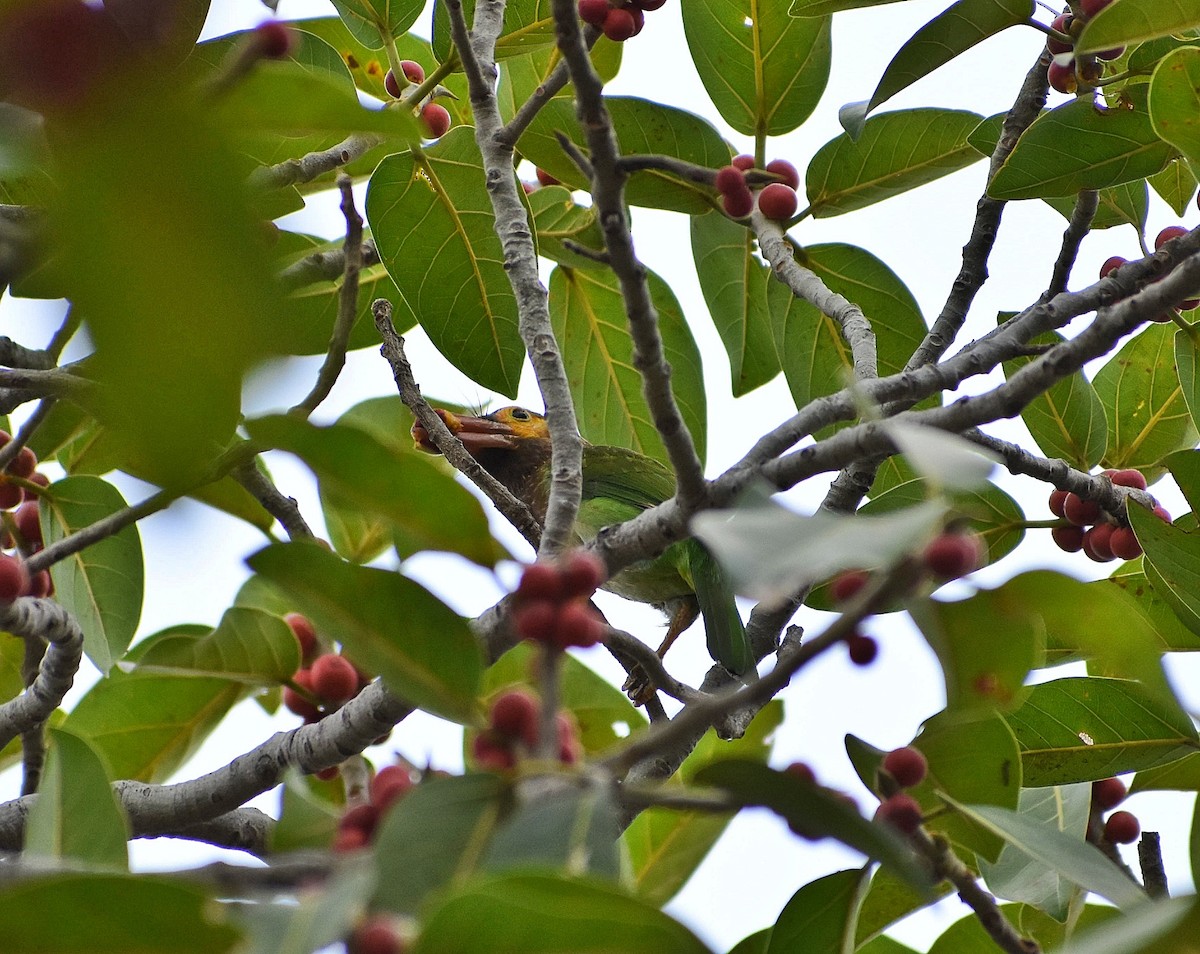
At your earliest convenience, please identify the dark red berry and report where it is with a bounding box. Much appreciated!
[284,612,318,662]
[1051,525,1085,553]
[0,481,23,510]
[283,669,321,720]
[721,187,754,218]
[1047,14,1073,55]
[332,826,370,853]
[882,747,928,788]
[922,532,984,580]
[253,20,296,59]
[556,712,582,764]
[489,689,539,749]
[830,569,869,604]
[1048,60,1077,94]
[401,60,424,84]
[370,765,414,811]
[13,501,41,549]
[1108,469,1146,490]
[471,732,516,771]
[348,917,404,954]
[875,793,923,834]
[516,563,563,602]
[578,0,610,26]
[1104,810,1140,844]
[634,0,666,8]
[535,167,560,187]
[784,762,816,785]
[311,653,360,704]
[512,601,557,641]
[1100,255,1126,278]
[1092,777,1127,812]
[601,7,636,41]
[340,803,380,838]
[0,553,29,602]
[1082,523,1115,562]
[1109,526,1142,560]
[847,633,878,666]
[8,446,36,479]
[731,154,755,171]
[1063,493,1101,526]
[764,159,799,190]
[384,69,402,98]
[714,165,746,196]
[1048,489,1069,517]
[555,601,605,649]
[24,569,50,598]
[1155,226,1188,250]
[757,183,798,221]
[561,551,605,597]
[420,102,451,138]
[23,472,49,502]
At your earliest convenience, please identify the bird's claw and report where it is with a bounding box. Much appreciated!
[621,666,656,706]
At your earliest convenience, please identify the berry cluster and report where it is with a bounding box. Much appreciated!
[379,58,451,139]
[782,761,860,840]
[873,746,928,835]
[1089,776,1140,845]
[471,688,583,770]
[332,762,415,853]
[1047,470,1167,563]
[577,0,665,42]
[0,433,53,603]
[1102,227,1200,321]
[383,60,425,98]
[714,155,799,221]
[510,552,607,651]
[1044,0,1123,95]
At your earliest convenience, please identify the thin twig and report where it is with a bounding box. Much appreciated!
[231,460,312,540]
[1138,832,1168,899]
[0,398,55,474]
[1045,190,1099,298]
[248,133,386,191]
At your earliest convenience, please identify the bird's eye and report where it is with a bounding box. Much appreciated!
[510,408,530,421]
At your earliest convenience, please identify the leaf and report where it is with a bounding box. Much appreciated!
[840,0,1034,135]
[988,86,1174,199]
[884,420,999,491]
[1076,0,1200,55]
[928,902,1118,953]
[790,0,907,13]
[1005,676,1199,786]
[412,873,714,954]
[247,415,504,567]
[549,266,708,465]
[1130,500,1200,638]
[518,97,730,214]
[766,869,868,954]
[431,0,559,64]
[854,864,952,948]
[1042,179,1149,232]
[498,37,622,126]
[366,127,524,396]
[0,875,242,953]
[133,608,300,684]
[1093,322,1197,480]
[941,798,1148,908]
[329,0,424,47]
[42,476,144,675]
[1052,896,1199,954]
[270,770,342,853]
[235,869,375,954]
[247,542,483,724]
[807,109,985,217]
[527,185,606,270]
[690,210,780,397]
[1149,47,1200,172]
[63,670,242,783]
[24,728,129,869]
[1149,158,1198,216]
[1102,567,1200,654]
[681,1,831,136]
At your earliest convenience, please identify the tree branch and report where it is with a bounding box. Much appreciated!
[0,599,84,752]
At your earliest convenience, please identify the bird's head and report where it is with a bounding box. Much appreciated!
[411,406,549,456]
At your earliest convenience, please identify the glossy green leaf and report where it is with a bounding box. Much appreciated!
[988,86,1174,199]
[977,784,1090,921]
[24,728,128,869]
[690,211,779,397]
[682,1,831,136]
[1042,179,1149,232]
[1101,567,1200,654]
[1130,500,1200,638]
[854,865,952,948]
[549,266,708,466]
[518,98,730,214]
[413,873,713,954]
[790,0,906,13]
[134,609,300,684]
[329,0,424,47]
[367,127,524,396]
[1174,327,1200,436]
[1076,0,1200,55]
[766,869,867,954]
[0,875,242,953]
[1149,47,1200,171]
[840,0,1033,136]
[1093,322,1197,479]
[859,938,920,954]
[270,770,342,853]
[1149,158,1198,215]
[768,242,928,434]
[63,670,242,783]
[807,109,985,217]
[1005,676,1199,786]
[1131,750,1200,792]
[0,636,24,707]
[1002,323,1107,469]
[247,415,504,567]
[728,929,772,954]
[928,902,1117,954]
[626,703,782,906]
[247,543,482,724]
[1053,896,1199,954]
[942,797,1148,908]
[1166,448,1200,513]
[42,476,144,675]
[527,185,606,270]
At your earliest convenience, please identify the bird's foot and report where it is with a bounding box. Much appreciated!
[621,667,656,706]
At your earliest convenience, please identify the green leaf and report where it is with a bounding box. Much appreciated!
[527,185,606,270]
[235,869,375,954]
[549,266,708,466]
[270,770,342,853]
[42,476,144,675]
[768,243,929,435]
[690,211,779,397]
[367,128,524,396]
[1149,158,1198,215]
[941,797,1148,908]
[247,543,483,724]
[412,873,714,954]
[1076,0,1200,55]
[790,0,906,13]
[432,0,559,64]
[63,670,242,783]
[728,929,772,954]
[928,902,1118,953]
[854,864,952,948]
[1174,327,1200,436]
[1005,676,1199,786]
[1042,179,1149,232]
[133,608,300,684]
[766,869,868,954]
[24,728,129,869]
[1102,567,1200,654]
[518,98,731,214]
[840,0,1033,135]
[807,109,986,217]
[0,875,242,953]
[372,773,507,916]
[1130,500,1200,638]
[247,415,504,567]
[1052,896,1199,954]
[681,1,831,136]
[1093,322,1198,479]
[329,0,424,48]
[1149,47,1200,172]
[976,784,1091,921]
[498,37,622,126]
[988,86,1174,199]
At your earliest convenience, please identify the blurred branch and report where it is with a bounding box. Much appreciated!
[1138,832,1168,899]
[278,240,379,291]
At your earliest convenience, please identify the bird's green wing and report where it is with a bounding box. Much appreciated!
[684,539,754,676]
[580,445,675,512]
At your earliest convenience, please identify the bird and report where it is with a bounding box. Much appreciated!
[411,405,753,694]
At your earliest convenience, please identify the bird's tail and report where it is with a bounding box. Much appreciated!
[689,541,754,676]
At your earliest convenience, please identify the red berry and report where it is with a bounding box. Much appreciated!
[830,569,869,604]
[601,7,636,41]
[556,601,605,649]
[1048,489,1069,517]
[561,551,605,597]
[922,532,984,580]
[1082,523,1115,562]
[349,917,404,954]
[1052,525,1085,553]
[0,554,29,602]
[471,732,516,771]
[23,472,50,502]
[1047,14,1073,55]
[1063,493,1100,526]
[489,689,539,749]
[722,188,754,218]
[401,60,424,84]
[1100,255,1126,278]
[757,183,798,221]
[283,669,321,720]
[311,653,360,704]
[1047,60,1077,94]
[1080,0,1113,16]
[634,0,666,8]
[8,446,36,479]
[13,501,41,549]
[253,20,296,59]
[384,69,402,98]
[340,803,380,838]
[535,167,560,187]
[1104,810,1140,844]
[784,762,816,785]
[512,601,557,642]
[420,102,451,138]
[882,747,928,788]
[1109,526,1142,560]
[875,793,923,834]
[578,0,610,26]
[370,765,414,811]
[1155,226,1188,250]
[1092,777,1127,812]
[284,612,318,662]
[0,481,23,510]
[847,632,878,666]
[1153,505,1171,523]
[1108,469,1146,490]
[765,159,799,190]
[24,569,51,598]
[1181,299,1200,311]
[516,563,563,602]
[714,165,746,197]
[332,826,370,853]
[731,154,755,171]
[556,712,582,764]
[1096,45,1124,61]
[627,6,645,34]
[316,765,340,781]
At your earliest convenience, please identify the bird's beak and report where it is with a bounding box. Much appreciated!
[411,409,518,455]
